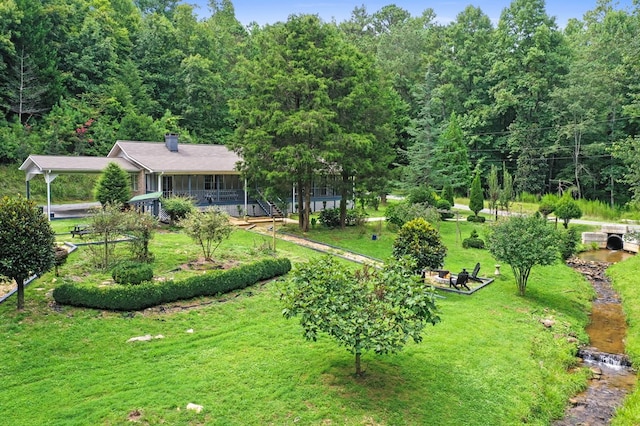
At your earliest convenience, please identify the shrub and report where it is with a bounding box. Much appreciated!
[161,196,195,224]
[467,214,486,223]
[54,246,69,276]
[392,218,447,271]
[559,228,580,261]
[386,202,440,231]
[407,186,437,206]
[318,208,340,228]
[462,229,485,249]
[318,208,366,228]
[53,258,292,311]
[436,199,454,220]
[538,194,558,217]
[111,261,154,285]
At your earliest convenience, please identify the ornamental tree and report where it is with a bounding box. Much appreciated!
[0,196,55,310]
[392,217,447,271]
[554,193,582,229]
[538,193,558,218]
[180,208,233,261]
[487,214,559,296]
[281,256,440,376]
[94,162,131,206]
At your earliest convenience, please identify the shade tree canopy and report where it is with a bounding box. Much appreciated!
[281,255,440,376]
[487,214,559,296]
[0,195,55,310]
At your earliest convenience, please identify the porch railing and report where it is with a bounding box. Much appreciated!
[161,189,244,205]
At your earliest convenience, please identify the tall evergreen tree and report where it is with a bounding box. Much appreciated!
[94,162,132,206]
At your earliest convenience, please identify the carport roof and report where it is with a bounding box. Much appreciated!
[19,155,140,180]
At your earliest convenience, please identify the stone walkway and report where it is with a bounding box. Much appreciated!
[245,221,383,266]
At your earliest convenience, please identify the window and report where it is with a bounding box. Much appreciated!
[204,175,214,190]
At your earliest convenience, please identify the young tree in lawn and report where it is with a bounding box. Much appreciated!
[500,166,513,213]
[94,162,131,206]
[89,203,126,269]
[123,209,158,262]
[180,208,233,261]
[281,256,440,376]
[554,193,582,229]
[487,214,559,296]
[0,195,55,310]
[538,193,558,218]
[53,246,69,277]
[468,168,484,219]
[392,217,447,272]
[487,165,500,221]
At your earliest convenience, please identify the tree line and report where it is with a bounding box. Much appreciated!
[2,0,640,213]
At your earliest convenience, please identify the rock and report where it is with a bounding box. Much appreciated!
[567,337,579,344]
[542,319,555,328]
[127,335,152,342]
[186,403,203,413]
[186,329,194,333]
[127,334,164,342]
[590,366,603,378]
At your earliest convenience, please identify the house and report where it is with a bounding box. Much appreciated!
[19,134,343,219]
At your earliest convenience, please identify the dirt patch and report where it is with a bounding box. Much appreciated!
[0,279,15,299]
[176,257,239,271]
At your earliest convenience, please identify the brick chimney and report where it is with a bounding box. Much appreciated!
[165,133,179,152]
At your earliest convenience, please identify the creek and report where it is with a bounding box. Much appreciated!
[554,254,636,425]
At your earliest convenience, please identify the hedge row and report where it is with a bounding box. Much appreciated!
[53,258,292,311]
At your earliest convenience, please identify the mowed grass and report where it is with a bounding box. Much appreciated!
[606,255,640,425]
[0,218,599,425]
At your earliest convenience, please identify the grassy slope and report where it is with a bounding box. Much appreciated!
[606,255,640,425]
[0,164,97,203]
[0,219,598,425]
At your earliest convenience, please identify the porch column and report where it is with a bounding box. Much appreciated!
[44,171,58,221]
[157,174,163,194]
[244,179,248,217]
[292,184,296,213]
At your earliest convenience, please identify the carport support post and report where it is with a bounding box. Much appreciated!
[44,172,58,221]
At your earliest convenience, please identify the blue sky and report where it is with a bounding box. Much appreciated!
[185,1,635,27]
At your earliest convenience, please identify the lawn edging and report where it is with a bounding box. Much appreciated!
[52,257,292,311]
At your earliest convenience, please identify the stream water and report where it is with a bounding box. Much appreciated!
[554,254,636,425]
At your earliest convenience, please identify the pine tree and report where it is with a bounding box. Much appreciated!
[94,162,132,206]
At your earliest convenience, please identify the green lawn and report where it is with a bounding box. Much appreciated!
[0,219,607,425]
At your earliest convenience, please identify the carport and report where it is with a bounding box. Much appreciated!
[19,156,141,220]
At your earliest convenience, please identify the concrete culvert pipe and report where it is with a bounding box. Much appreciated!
[607,234,624,250]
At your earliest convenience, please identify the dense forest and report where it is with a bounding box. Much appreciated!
[1,0,640,208]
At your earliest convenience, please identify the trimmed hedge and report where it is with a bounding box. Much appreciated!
[111,261,154,285]
[53,258,292,311]
[467,215,486,223]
